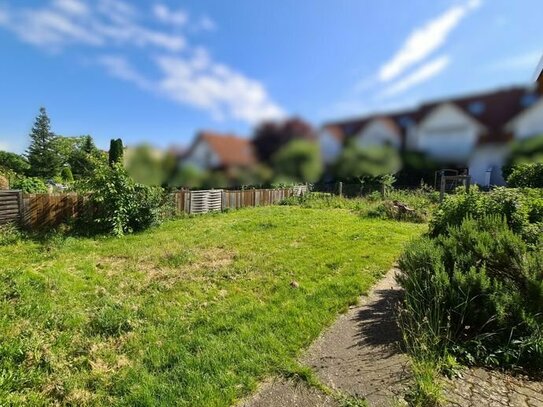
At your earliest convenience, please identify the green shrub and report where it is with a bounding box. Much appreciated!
[60,166,74,183]
[81,163,167,236]
[507,163,543,188]
[399,215,543,372]
[11,177,47,193]
[430,187,543,243]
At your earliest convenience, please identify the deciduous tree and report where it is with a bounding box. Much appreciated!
[252,118,316,164]
[0,151,30,174]
[272,140,322,183]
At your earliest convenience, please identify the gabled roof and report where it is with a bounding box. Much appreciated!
[192,131,256,168]
[416,86,531,137]
[322,85,540,145]
[322,108,418,144]
[536,55,543,90]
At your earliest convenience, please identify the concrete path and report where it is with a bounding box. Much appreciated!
[302,268,410,406]
[240,379,340,407]
[242,269,410,407]
[242,268,543,407]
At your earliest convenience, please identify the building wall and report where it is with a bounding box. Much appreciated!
[510,100,543,140]
[318,130,343,165]
[415,104,479,163]
[355,120,401,149]
[468,144,509,186]
[183,140,220,169]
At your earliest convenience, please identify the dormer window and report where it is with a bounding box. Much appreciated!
[468,101,485,115]
[521,93,538,108]
[398,116,414,127]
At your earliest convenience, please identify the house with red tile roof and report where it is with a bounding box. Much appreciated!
[320,86,543,186]
[182,131,256,171]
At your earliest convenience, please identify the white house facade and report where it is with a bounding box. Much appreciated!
[183,137,220,170]
[320,86,543,187]
[506,98,543,140]
[182,131,256,172]
[318,127,344,165]
[356,118,402,150]
[414,104,482,163]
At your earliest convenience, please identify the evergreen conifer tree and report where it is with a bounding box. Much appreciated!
[26,107,61,178]
[108,138,124,166]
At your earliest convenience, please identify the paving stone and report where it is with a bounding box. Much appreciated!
[444,368,543,407]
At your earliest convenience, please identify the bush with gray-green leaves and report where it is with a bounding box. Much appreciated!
[399,187,543,374]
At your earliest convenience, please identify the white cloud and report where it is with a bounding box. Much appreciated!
[155,53,285,123]
[378,0,481,82]
[153,4,188,26]
[96,50,284,123]
[53,0,89,16]
[97,0,136,24]
[2,8,102,48]
[197,16,216,32]
[0,0,185,51]
[97,55,152,90]
[0,1,284,124]
[380,55,450,97]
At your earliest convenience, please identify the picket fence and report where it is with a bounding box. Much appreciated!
[0,186,307,230]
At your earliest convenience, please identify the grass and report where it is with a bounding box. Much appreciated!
[0,205,424,406]
[281,190,439,223]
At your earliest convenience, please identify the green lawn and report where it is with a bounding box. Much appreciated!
[0,206,424,406]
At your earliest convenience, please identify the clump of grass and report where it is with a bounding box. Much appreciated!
[278,364,368,407]
[159,249,195,268]
[89,300,137,337]
[0,223,24,246]
[404,360,443,407]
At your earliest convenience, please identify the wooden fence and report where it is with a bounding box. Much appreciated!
[22,193,87,229]
[171,186,307,214]
[0,186,307,230]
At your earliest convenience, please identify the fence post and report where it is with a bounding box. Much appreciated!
[338,181,343,197]
[17,190,24,226]
[439,172,446,202]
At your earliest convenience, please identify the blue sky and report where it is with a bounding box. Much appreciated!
[0,0,541,153]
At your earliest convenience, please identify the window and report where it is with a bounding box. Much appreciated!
[468,101,485,115]
[398,116,414,127]
[521,93,538,108]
